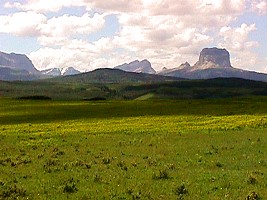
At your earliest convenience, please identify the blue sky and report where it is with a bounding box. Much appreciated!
[0,0,267,73]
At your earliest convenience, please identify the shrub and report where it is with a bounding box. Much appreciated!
[17,95,52,100]
[246,192,260,200]
[102,158,111,165]
[83,97,106,101]
[152,169,170,180]
[63,178,78,194]
[174,184,188,199]
[247,175,257,185]
[93,174,102,183]
[0,184,27,199]
[215,162,223,168]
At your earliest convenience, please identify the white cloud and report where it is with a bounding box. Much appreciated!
[0,10,106,46]
[38,13,106,46]
[219,23,258,51]
[29,46,92,70]
[5,0,247,16]
[0,11,46,36]
[218,23,261,71]
[4,0,85,12]
[88,0,143,13]
[29,38,120,71]
[252,0,267,14]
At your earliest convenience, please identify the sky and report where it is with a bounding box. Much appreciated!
[0,0,267,73]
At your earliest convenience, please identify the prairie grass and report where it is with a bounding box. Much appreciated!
[0,97,266,199]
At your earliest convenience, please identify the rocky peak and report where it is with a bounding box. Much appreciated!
[115,59,156,74]
[61,67,81,76]
[179,62,191,68]
[41,67,81,76]
[195,47,232,68]
[0,51,38,74]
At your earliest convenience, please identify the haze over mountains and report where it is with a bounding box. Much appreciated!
[0,47,267,82]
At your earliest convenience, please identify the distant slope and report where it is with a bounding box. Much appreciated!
[48,68,182,84]
[160,67,267,82]
[0,67,41,81]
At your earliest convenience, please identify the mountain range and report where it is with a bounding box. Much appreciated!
[0,48,267,82]
[0,51,82,81]
[159,48,267,82]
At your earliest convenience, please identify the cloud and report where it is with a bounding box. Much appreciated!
[5,0,247,16]
[218,23,260,70]
[29,46,92,70]
[4,0,85,12]
[143,0,246,16]
[4,0,142,13]
[88,0,143,13]
[38,13,106,46]
[252,0,267,14]
[0,10,106,46]
[29,38,120,71]
[0,11,46,36]
[219,23,258,51]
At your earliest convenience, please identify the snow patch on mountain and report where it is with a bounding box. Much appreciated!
[41,67,81,76]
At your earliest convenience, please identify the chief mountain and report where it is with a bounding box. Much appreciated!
[158,48,267,82]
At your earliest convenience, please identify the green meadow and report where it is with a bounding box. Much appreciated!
[0,97,266,199]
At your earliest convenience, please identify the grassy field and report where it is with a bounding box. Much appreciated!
[1,78,267,101]
[0,97,266,199]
